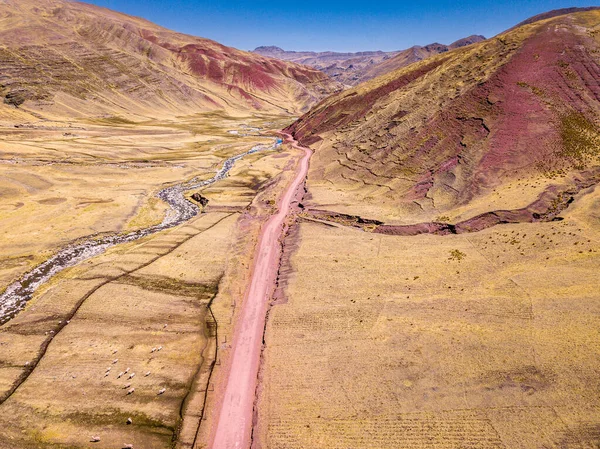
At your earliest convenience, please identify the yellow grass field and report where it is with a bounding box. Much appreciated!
[0,113,304,448]
[255,184,600,449]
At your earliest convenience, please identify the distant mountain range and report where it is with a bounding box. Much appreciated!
[253,35,485,86]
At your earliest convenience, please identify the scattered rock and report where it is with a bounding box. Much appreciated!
[191,193,209,207]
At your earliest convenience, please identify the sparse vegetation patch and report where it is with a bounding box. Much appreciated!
[559,111,600,169]
[448,249,467,261]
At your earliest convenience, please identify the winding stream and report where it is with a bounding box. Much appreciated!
[0,138,283,324]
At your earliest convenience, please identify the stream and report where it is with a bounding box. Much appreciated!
[0,138,283,325]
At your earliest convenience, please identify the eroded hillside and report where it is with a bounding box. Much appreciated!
[287,10,600,223]
[0,0,340,122]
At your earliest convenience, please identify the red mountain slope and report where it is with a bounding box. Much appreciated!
[286,10,600,220]
[0,0,340,121]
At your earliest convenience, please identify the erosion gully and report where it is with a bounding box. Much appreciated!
[0,137,283,325]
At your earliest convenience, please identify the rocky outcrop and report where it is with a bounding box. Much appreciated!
[191,193,209,208]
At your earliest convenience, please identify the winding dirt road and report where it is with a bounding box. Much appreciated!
[210,134,311,449]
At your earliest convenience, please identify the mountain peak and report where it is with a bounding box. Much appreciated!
[514,6,600,28]
[253,45,286,53]
[252,34,488,86]
[449,35,486,48]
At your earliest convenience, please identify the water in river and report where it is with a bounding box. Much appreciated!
[0,138,283,324]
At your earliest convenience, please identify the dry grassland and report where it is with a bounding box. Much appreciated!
[255,185,600,448]
[0,212,234,448]
[0,113,288,286]
[0,113,300,448]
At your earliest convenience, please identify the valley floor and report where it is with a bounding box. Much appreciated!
[0,114,303,448]
[254,176,600,448]
[1,113,599,449]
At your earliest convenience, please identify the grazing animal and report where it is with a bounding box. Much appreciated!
[158,388,166,395]
[125,367,130,373]
[127,388,135,395]
[123,444,134,449]
[157,346,163,351]
[112,358,118,364]
[123,383,131,389]
[90,436,100,442]
[117,371,124,378]
[144,371,151,377]
[151,347,157,353]
[128,373,135,379]
[126,417,132,425]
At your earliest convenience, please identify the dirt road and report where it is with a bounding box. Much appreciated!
[210,134,310,449]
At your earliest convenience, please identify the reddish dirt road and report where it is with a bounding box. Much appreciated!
[210,134,311,449]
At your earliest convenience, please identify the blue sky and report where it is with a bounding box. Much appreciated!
[83,1,598,52]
